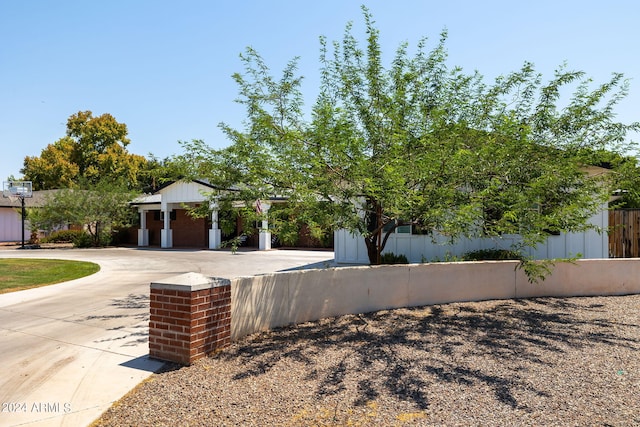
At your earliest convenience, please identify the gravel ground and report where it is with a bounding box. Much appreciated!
[94,295,640,426]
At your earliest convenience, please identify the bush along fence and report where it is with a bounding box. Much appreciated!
[149,259,640,365]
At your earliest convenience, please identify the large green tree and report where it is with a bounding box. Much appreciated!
[22,111,147,190]
[182,7,638,268]
[28,179,138,247]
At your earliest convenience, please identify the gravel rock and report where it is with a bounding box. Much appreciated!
[94,295,640,426]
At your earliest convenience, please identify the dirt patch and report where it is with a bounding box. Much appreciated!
[94,294,640,426]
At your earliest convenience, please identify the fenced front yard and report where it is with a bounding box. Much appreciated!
[150,258,640,365]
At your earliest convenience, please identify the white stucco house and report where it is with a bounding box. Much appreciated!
[0,190,56,242]
[0,201,27,242]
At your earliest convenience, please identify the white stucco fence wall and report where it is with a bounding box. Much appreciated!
[230,258,640,341]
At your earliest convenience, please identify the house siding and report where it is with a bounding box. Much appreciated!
[335,209,609,264]
[0,208,28,242]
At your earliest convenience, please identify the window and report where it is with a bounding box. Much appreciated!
[383,221,412,234]
[396,224,412,233]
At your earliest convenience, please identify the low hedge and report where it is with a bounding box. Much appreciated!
[41,229,87,243]
[380,252,409,264]
[461,249,523,261]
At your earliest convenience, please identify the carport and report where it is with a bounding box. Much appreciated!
[131,180,273,250]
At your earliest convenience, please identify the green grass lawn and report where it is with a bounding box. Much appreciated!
[0,258,100,293]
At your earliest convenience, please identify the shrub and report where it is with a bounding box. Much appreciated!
[41,229,86,243]
[380,252,409,264]
[462,249,523,261]
[29,231,39,245]
[72,232,94,248]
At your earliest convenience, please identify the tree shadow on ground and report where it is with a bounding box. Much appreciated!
[85,293,149,322]
[86,293,150,346]
[216,296,640,411]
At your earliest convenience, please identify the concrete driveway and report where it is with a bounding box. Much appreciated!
[0,247,335,427]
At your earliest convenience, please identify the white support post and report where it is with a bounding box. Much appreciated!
[137,209,149,246]
[209,201,222,249]
[161,204,173,248]
[258,202,271,251]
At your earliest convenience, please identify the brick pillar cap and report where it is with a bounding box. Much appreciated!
[151,272,230,292]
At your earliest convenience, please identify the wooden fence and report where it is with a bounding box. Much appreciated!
[609,210,640,258]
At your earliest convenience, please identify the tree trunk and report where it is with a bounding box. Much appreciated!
[364,197,384,265]
[365,234,381,265]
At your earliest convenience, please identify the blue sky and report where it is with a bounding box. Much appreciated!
[1,0,638,180]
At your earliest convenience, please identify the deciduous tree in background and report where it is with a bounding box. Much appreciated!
[20,136,79,190]
[178,7,639,270]
[22,111,147,190]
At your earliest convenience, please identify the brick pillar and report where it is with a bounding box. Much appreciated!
[149,272,231,365]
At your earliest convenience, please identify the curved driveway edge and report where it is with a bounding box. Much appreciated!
[0,248,334,427]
